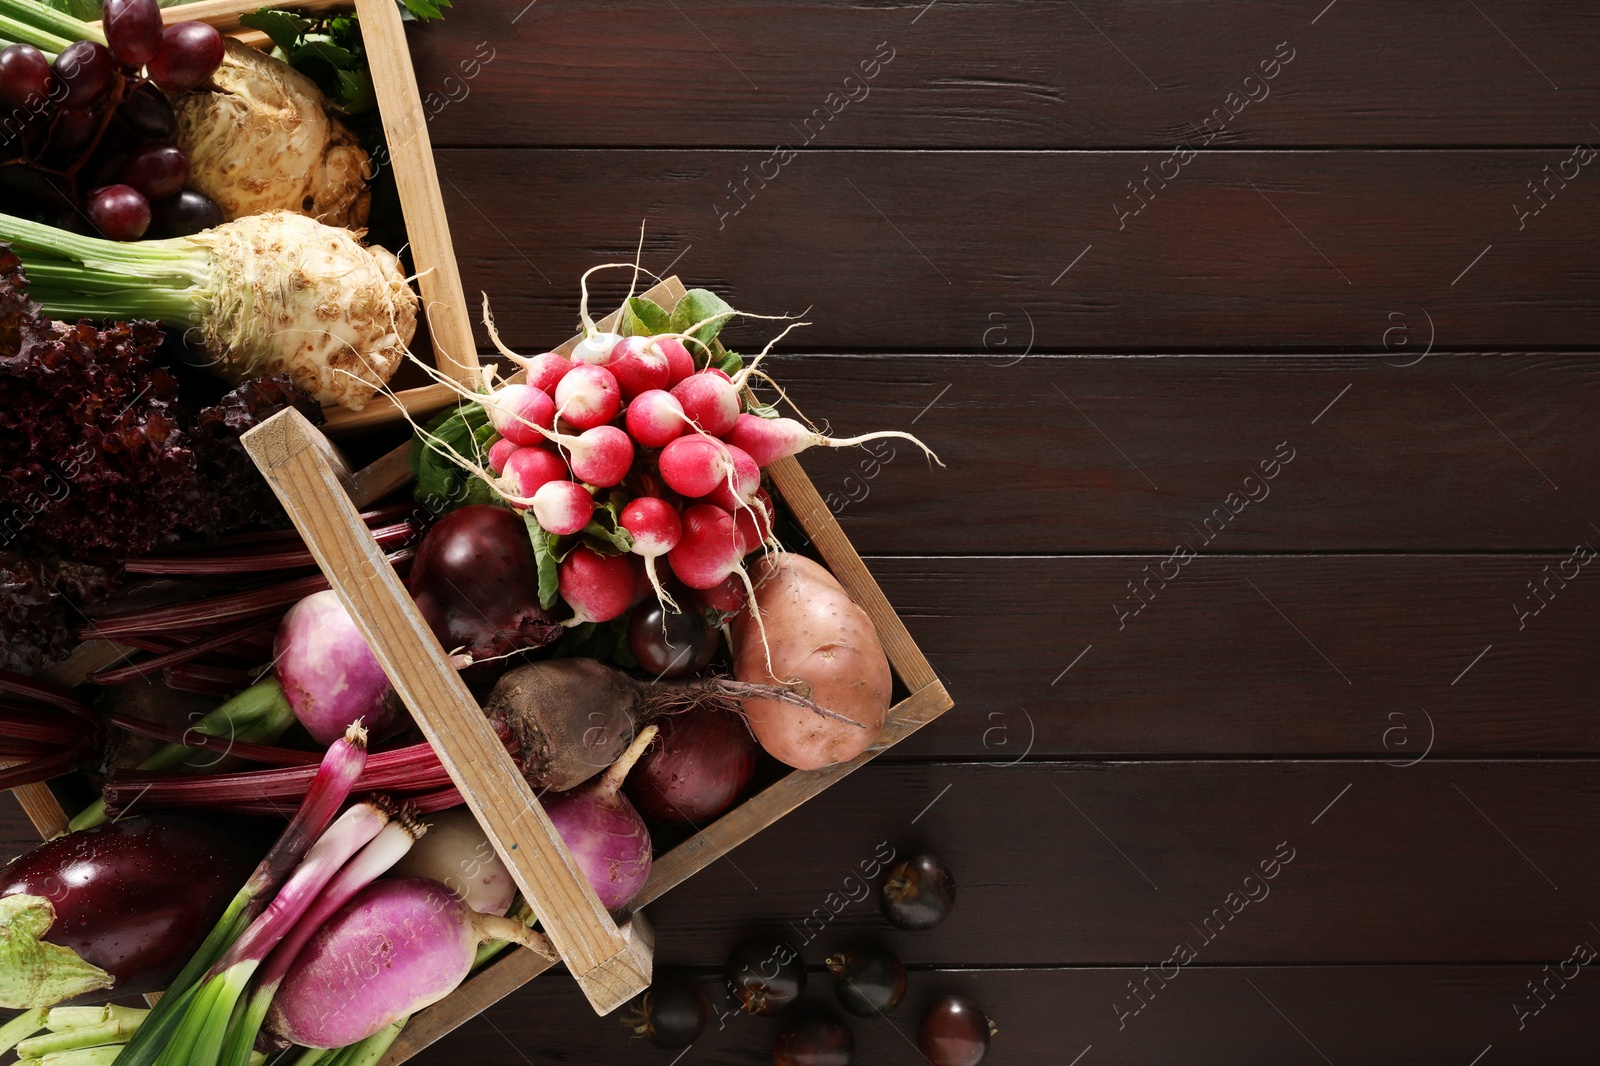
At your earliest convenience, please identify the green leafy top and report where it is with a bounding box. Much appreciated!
[239,9,378,113]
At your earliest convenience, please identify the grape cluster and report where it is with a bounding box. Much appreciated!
[0,0,225,240]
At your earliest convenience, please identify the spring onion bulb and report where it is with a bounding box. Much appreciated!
[0,210,415,410]
[219,806,426,1066]
[110,724,369,1066]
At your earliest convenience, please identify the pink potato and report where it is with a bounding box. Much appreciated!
[731,554,892,770]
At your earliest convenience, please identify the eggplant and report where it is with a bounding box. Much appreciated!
[2,814,260,1002]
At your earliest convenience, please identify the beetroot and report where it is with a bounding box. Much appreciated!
[0,815,260,1001]
[407,504,561,661]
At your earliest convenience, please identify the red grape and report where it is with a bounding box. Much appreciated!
[103,0,164,67]
[51,106,102,154]
[86,184,151,241]
[150,189,221,237]
[120,142,188,200]
[116,82,176,139]
[0,45,53,112]
[85,149,129,190]
[53,41,116,108]
[146,22,225,93]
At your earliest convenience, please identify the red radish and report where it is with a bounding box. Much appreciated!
[668,504,743,590]
[725,413,940,468]
[620,497,683,607]
[553,364,621,430]
[571,330,623,366]
[542,725,658,910]
[486,438,519,476]
[409,505,561,661]
[562,425,634,488]
[734,488,775,554]
[509,351,572,394]
[609,336,671,399]
[531,481,594,536]
[483,384,554,446]
[274,591,394,746]
[559,546,638,624]
[625,389,689,449]
[266,878,554,1049]
[659,435,741,499]
[653,337,696,386]
[499,446,567,501]
[689,573,747,619]
[700,444,760,512]
[671,369,740,436]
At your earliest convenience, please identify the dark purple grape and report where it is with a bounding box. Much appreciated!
[773,1006,855,1066]
[86,183,150,241]
[103,0,164,68]
[623,975,707,1050]
[627,600,719,679]
[146,22,225,93]
[116,82,176,139]
[53,41,116,109]
[725,935,807,1016]
[0,44,54,112]
[50,106,102,154]
[150,189,221,237]
[825,942,907,1017]
[917,997,994,1066]
[881,853,957,931]
[120,142,188,200]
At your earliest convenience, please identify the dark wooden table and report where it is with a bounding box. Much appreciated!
[8,1,1600,1062]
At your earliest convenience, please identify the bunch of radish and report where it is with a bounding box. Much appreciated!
[410,275,938,635]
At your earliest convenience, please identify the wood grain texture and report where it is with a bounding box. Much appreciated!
[409,963,1600,1066]
[868,554,1600,757]
[750,352,1599,553]
[240,410,649,1014]
[433,148,1600,352]
[633,758,1600,966]
[354,0,479,389]
[412,0,1600,148]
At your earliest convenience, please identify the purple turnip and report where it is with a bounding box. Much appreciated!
[543,725,658,911]
[274,591,396,746]
[266,878,553,1049]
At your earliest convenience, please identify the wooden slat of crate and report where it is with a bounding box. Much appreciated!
[243,409,652,1016]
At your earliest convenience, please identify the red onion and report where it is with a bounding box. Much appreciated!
[543,725,659,911]
[407,505,562,662]
[625,706,757,826]
[275,591,394,746]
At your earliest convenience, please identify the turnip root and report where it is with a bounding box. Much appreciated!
[174,39,371,228]
[542,725,658,910]
[732,555,891,770]
[484,658,855,792]
[388,809,515,916]
[266,878,553,1050]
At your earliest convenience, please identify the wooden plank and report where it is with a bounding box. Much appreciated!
[402,963,1600,1066]
[637,758,1600,966]
[414,0,1600,149]
[869,554,1600,757]
[147,0,350,33]
[758,353,1600,553]
[354,0,480,389]
[241,409,650,1015]
[434,148,1600,352]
